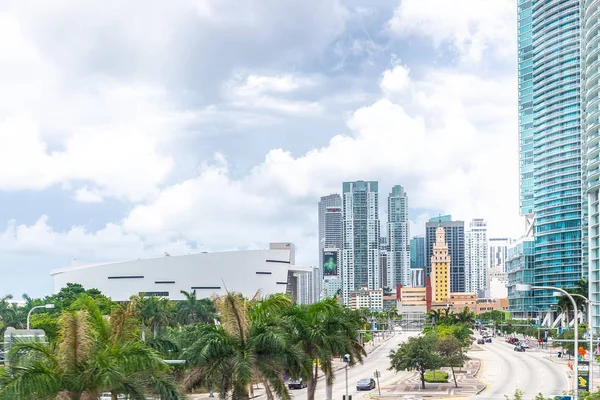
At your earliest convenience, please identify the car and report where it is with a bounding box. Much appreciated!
[288,379,307,389]
[476,338,485,344]
[356,378,376,391]
[520,342,529,348]
[98,394,126,400]
[485,337,492,343]
[514,345,525,352]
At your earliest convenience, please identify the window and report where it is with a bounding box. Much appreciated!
[155,281,175,284]
[256,271,272,275]
[108,276,144,279]
[191,286,221,290]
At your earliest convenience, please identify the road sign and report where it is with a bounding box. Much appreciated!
[578,361,589,392]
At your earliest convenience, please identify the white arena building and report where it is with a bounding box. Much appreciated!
[51,249,310,301]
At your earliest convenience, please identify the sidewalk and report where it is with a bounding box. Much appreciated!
[369,358,486,399]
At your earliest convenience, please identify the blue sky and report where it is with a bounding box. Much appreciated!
[0,0,517,297]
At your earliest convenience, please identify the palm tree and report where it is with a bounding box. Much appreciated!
[0,294,182,400]
[132,295,175,340]
[456,307,475,324]
[176,290,216,326]
[284,298,366,400]
[183,292,303,400]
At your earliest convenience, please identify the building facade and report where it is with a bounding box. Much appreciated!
[426,217,465,292]
[465,219,489,293]
[388,185,410,287]
[51,249,310,302]
[349,287,384,311]
[410,235,426,269]
[342,181,381,304]
[489,238,511,273]
[518,0,584,311]
[507,237,536,319]
[410,268,425,287]
[430,226,451,304]
[318,195,342,301]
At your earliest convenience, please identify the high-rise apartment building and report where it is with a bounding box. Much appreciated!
[388,185,410,287]
[318,194,342,300]
[410,235,426,269]
[465,219,488,294]
[518,0,583,310]
[430,226,451,303]
[342,181,381,304]
[426,216,465,292]
[379,237,390,290]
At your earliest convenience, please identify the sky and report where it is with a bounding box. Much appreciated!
[0,0,519,297]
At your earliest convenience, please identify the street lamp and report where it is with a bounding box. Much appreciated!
[516,284,578,399]
[26,304,55,330]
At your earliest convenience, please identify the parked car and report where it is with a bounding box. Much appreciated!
[485,337,492,343]
[357,378,376,391]
[99,394,126,400]
[514,345,526,352]
[476,338,485,344]
[288,379,307,389]
[520,342,529,348]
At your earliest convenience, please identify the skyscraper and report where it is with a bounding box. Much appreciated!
[388,185,410,287]
[342,181,381,304]
[318,194,342,300]
[425,216,465,292]
[518,0,583,310]
[465,218,488,294]
[410,235,426,269]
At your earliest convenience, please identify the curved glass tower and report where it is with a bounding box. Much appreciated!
[518,0,583,309]
[585,0,600,332]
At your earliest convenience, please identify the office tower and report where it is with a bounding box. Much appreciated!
[410,235,426,269]
[318,194,342,300]
[489,238,511,273]
[342,181,381,304]
[379,237,390,290]
[430,225,450,303]
[507,237,535,319]
[518,0,583,310]
[465,219,488,294]
[425,216,465,292]
[585,1,600,333]
[388,185,410,287]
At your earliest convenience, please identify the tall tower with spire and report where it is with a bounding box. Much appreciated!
[430,225,450,303]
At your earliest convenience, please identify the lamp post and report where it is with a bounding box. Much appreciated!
[26,304,55,330]
[516,284,578,399]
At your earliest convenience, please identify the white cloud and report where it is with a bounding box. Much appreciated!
[224,73,323,114]
[380,64,410,95]
[388,0,515,62]
[73,187,103,204]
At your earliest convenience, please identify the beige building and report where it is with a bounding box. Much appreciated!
[476,298,509,313]
[349,287,383,311]
[430,226,451,303]
[449,292,478,313]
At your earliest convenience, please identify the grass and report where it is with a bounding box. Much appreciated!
[424,370,449,383]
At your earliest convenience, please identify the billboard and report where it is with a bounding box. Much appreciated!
[323,250,339,277]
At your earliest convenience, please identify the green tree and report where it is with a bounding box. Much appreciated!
[284,298,366,400]
[184,292,303,400]
[437,336,468,388]
[132,295,175,340]
[389,334,442,389]
[0,295,182,400]
[176,290,216,325]
[456,307,475,324]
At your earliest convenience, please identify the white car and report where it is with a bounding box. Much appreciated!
[99,393,127,400]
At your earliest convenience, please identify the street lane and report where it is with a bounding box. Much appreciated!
[471,338,570,399]
[265,332,414,399]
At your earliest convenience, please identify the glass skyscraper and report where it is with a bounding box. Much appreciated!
[388,185,410,287]
[342,181,381,304]
[518,0,583,309]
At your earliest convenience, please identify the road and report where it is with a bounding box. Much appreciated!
[470,338,570,399]
[250,332,413,399]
